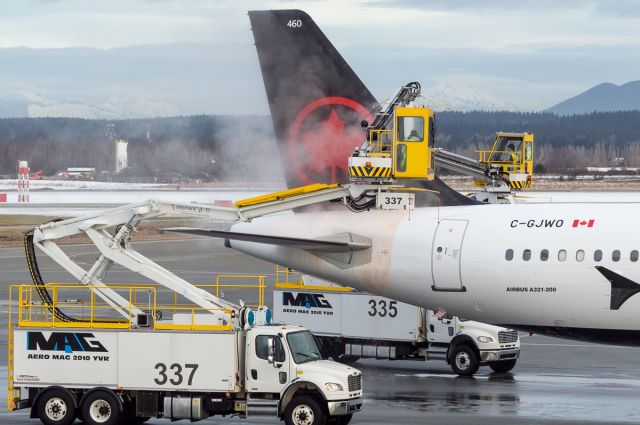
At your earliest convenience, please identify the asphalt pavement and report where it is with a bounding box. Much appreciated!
[1,239,640,424]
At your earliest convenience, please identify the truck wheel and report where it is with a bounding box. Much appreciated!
[81,390,122,425]
[489,359,517,373]
[36,388,77,425]
[284,395,326,425]
[450,345,480,376]
[328,413,353,425]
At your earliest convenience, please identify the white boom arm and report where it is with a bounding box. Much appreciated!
[31,185,363,322]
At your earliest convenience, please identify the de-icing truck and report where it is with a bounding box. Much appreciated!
[8,286,362,425]
[273,270,520,376]
[8,194,369,425]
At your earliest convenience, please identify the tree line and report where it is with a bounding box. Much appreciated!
[437,111,640,170]
[1,111,639,179]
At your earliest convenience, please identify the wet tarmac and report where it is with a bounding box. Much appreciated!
[1,239,640,424]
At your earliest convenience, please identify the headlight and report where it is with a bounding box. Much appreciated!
[477,336,494,343]
[324,382,344,391]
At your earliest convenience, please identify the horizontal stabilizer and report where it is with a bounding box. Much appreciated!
[595,266,640,310]
[163,228,371,252]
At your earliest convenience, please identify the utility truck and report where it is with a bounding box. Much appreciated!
[9,294,362,425]
[8,196,371,425]
[273,269,520,376]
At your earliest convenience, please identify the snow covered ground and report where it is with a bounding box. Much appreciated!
[3,178,640,218]
[0,180,273,216]
[0,179,170,191]
[0,189,264,206]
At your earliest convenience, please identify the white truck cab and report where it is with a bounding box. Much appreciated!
[246,325,363,422]
[424,313,520,375]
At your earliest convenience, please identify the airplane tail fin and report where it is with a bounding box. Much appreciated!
[249,9,477,206]
[249,9,378,186]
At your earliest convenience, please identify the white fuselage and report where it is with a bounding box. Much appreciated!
[231,203,640,345]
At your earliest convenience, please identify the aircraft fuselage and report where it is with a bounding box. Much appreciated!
[231,203,640,345]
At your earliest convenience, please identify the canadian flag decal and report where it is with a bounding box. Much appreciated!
[572,219,595,228]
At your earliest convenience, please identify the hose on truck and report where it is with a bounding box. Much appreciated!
[24,231,125,324]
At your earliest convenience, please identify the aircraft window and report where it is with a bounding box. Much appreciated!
[576,250,585,262]
[612,250,621,262]
[631,250,639,262]
[558,250,567,262]
[505,249,514,261]
[523,249,531,261]
[540,249,549,261]
[397,116,424,142]
[594,250,602,262]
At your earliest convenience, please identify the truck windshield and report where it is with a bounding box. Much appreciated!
[286,331,322,364]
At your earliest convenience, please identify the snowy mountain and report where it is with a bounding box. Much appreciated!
[27,95,179,119]
[421,83,517,112]
[0,92,179,119]
[0,43,268,118]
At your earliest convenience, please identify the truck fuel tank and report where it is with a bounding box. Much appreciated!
[164,395,207,421]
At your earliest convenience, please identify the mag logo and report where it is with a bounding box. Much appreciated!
[281,292,334,316]
[27,331,108,353]
[282,292,332,309]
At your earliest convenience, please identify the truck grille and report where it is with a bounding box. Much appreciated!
[498,330,519,344]
[348,374,362,391]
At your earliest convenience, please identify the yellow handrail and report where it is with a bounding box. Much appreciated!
[478,150,519,164]
[368,129,393,157]
[214,275,266,308]
[7,286,15,411]
[8,284,233,332]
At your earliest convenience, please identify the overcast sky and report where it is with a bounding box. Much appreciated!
[1,0,639,114]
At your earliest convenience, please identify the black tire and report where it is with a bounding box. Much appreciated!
[80,390,122,425]
[450,345,480,376]
[284,395,326,425]
[489,359,517,373]
[328,413,353,425]
[36,388,77,425]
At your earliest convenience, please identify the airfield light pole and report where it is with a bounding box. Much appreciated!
[17,160,29,203]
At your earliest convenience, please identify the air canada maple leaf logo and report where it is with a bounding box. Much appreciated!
[288,97,373,185]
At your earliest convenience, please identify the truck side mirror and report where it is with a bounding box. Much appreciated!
[267,337,275,364]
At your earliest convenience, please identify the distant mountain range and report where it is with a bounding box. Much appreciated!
[0,43,266,119]
[547,80,640,115]
[0,43,637,117]
[423,83,517,112]
[0,92,178,119]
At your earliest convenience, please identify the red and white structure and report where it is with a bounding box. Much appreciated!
[17,160,30,203]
